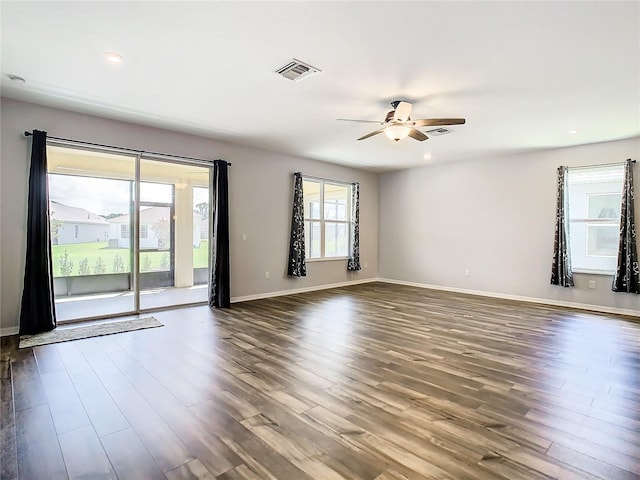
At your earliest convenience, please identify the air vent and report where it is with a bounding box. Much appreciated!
[426,127,453,136]
[275,59,321,82]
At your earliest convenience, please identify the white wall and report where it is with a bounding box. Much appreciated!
[2,96,636,335]
[379,138,640,315]
[56,222,109,245]
[1,98,379,333]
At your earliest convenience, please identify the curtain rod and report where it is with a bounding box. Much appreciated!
[24,131,231,166]
[568,159,636,170]
[298,172,355,186]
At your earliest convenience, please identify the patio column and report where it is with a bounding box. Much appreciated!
[174,182,194,288]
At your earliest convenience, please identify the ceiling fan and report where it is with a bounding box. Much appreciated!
[337,101,465,142]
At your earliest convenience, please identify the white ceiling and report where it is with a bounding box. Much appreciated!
[1,1,639,171]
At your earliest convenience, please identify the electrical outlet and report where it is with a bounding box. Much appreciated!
[589,280,596,289]
[364,262,368,269]
[265,271,270,279]
[465,269,471,277]
[241,233,247,242]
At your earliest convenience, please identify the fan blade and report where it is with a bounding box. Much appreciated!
[357,129,385,141]
[393,101,413,122]
[412,118,466,127]
[408,128,428,141]
[336,119,384,124]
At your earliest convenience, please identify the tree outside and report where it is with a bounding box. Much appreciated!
[152,218,170,250]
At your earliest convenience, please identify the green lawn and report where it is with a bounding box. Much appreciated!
[193,241,209,270]
[52,241,209,277]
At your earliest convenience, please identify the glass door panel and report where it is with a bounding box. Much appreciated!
[139,159,210,310]
[139,203,173,290]
[193,186,210,287]
[47,145,137,321]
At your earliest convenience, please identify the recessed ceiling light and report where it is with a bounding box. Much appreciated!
[423,153,433,160]
[569,129,579,134]
[104,52,123,63]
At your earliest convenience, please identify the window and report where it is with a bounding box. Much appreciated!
[567,165,623,273]
[303,178,352,259]
[74,225,79,238]
[140,181,173,203]
[121,224,129,238]
[140,224,148,239]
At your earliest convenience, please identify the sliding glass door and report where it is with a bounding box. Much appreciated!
[47,145,137,321]
[138,159,210,310]
[47,145,210,322]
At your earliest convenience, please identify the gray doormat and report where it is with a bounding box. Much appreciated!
[19,317,163,348]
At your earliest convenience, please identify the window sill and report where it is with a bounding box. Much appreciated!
[306,257,349,263]
[573,269,615,276]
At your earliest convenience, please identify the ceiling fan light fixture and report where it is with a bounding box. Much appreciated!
[384,125,410,142]
[338,100,465,143]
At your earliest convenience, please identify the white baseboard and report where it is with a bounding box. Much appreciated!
[231,277,378,304]
[3,276,631,337]
[0,326,19,337]
[377,278,640,318]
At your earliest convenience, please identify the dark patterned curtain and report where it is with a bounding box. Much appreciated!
[209,160,230,308]
[551,166,574,287]
[347,182,361,271]
[612,159,639,293]
[287,172,306,277]
[20,130,57,335]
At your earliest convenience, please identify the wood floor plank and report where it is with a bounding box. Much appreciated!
[40,370,91,434]
[233,399,388,480]
[54,342,92,375]
[69,370,130,437]
[33,345,65,374]
[187,401,314,480]
[546,442,640,479]
[79,343,132,393]
[0,338,18,480]
[165,458,215,480]
[215,464,262,480]
[3,283,640,479]
[0,397,18,480]
[136,423,196,473]
[15,404,67,480]
[109,386,194,472]
[220,434,315,480]
[135,387,244,477]
[505,446,603,480]
[100,428,165,480]
[476,457,554,480]
[58,425,116,479]
[374,470,412,480]
[11,350,47,412]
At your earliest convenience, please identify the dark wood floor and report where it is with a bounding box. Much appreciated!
[2,282,639,480]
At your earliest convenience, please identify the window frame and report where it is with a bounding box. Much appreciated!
[302,177,353,262]
[566,166,624,275]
